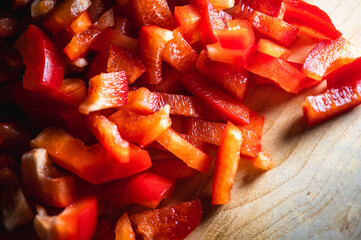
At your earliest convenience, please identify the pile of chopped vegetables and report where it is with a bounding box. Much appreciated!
[0,0,360,239]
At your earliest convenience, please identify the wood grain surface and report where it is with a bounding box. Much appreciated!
[183,1,361,239]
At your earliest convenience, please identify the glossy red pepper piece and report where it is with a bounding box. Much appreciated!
[115,213,136,240]
[242,0,282,17]
[210,0,235,11]
[156,128,212,173]
[97,171,176,209]
[93,9,115,31]
[113,16,133,36]
[252,152,273,170]
[174,5,201,46]
[90,28,138,53]
[127,88,159,114]
[30,127,152,184]
[67,10,93,35]
[180,72,250,126]
[15,25,65,91]
[196,50,251,102]
[130,199,202,240]
[21,148,77,208]
[85,48,109,79]
[152,157,198,178]
[255,38,292,60]
[212,122,242,205]
[326,57,361,89]
[79,72,128,114]
[34,196,97,240]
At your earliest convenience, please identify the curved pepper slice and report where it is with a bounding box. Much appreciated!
[127,88,159,115]
[34,196,97,240]
[326,57,361,89]
[14,25,65,91]
[242,0,282,17]
[115,213,136,240]
[30,127,151,184]
[21,148,77,207]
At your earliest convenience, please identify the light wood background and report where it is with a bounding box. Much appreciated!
[183,1,361,239]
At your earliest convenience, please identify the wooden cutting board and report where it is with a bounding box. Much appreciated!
[183,1,361,239]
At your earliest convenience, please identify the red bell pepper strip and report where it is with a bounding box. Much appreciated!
[196,50,251,102]
[242,0,282,17]
[129,0,175,30]
[0,168,34,231]
[30,127,152,184]
[302,77,361,126]
[97,171,176,209]
[174,5,201,46]
[138,25,174,84]
[14,25,65,91]
[21,148,77,208]
[34,196,97,240]
[326,57,361,89]
[163,28,199,73]
[93,9,115,31]
[179,72,251,126]
[115,213,136,240]
[127,88,159,114]
[252,152,273,170]
[151,157,198,178]
[130,199,202,240]
[88,113,130,163]
[90,28,138,53]
[255,38,292,60]
[109,105,172,148]
[67,10,93,35]
[302,37,361,81]
[212,121,242,205]
[107,45,146,84]
[79,72,128,114]
[210,0,235,11]
[156,128,212,173]
[43,0,91,33]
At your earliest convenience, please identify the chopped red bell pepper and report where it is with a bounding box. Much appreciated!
[115,213,136,240]
[138,25,174,84]
[151,157,198,178]
[93,9,115,31]
[210,0,235,11]
[130,199,202,240]
[179,72,251,125]
[303,77,361,126]
[88,113,130,163]
[15,25,65,91]
[90,28,138,53]
[242,0,282,17]
[252,152,273,170]
[156,128,212,173]
[196,50,251,102]
[127,88,159,114]
[34,196,97,240]
[255,38,292,60]
[326,57,361,89]
[30,127,152,184]
[85,48,109,79]
[212,121,242,205]
[129,0,175,30]
[67,10,93,35]
[107,45,146,84]
[109,105,172,147]
[302,37,361,81]
[43,0,91,33]
[97,171,176,209]
[79,72,128,114]
[21,148,77,207]
[113,16,133,36]
[163,28,199,73]
[174,5,201,46]
[87,0,107,22]
[0,168,34,231]
[31,0,56,19]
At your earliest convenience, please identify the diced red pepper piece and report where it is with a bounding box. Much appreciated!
[127,88,159,114]
[302,37,361,81]
[87,0,107,22]
[207,41,255,66]
[93,9,115,31]
[212,122,242,205]
[247,52,316,93]
[163,28,199,73]
[21,148,77,207]
[91,28,138,53]
[197,50,251,102]
[138,25,173,84]
[326,57,361,89]
[43,0,91,33]
[256,38,292,60]
[31,0,56,19]
[303,77,361,126]
[85,48,109,80]
[109,105,172,147]
[88,113,130,163]
[217,19,255,50]
[152,157,198,178]
[115,213,136,240]
[252,152,273,170]
[97,171,176,208]
[107,45,146,84]
[34,196,97,240]
[210,0,235,11]
[113,16,133,36]
[200,0,227,45]
[79,72,128,114]
[130,199,202,240]
[129,0,175,29]
[30,127,152,184]
[63,28,102,61]
[67,10,93,35]
[180,72,250,125]
[0,18,17,37]
[0,168,34,231]
[15,25,65,91]
[242,0,282,16]
[174,5,201,46]
[156,128,212,173]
